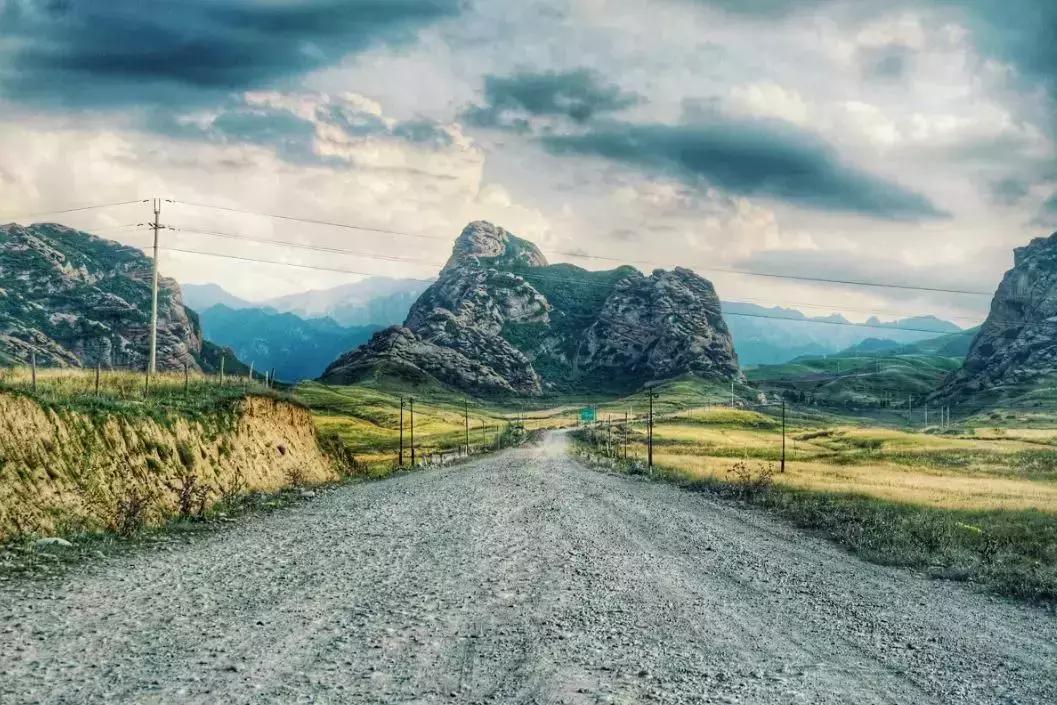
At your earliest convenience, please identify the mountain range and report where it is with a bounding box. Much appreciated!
[196,305,379,382]
[722,301,962,366]
[183,277,431,328]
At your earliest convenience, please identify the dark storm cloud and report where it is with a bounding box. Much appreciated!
[950,0,1057,107]
[464,70,640,129]
[0,0,460,107]
[542,118,946,220]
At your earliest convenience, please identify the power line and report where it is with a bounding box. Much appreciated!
[0,199,147,222]
[135,239,974,337]
[163,224,985,327]
[169,200,993,297]
[171,200,441,241]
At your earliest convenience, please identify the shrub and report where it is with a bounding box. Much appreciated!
[164,473,209,519]
[726,461,775,500]
[112,486,155,536]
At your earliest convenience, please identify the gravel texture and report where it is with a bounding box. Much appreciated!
[1,433,1055,704]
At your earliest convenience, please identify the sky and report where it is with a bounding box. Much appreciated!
[0,0,1055,328]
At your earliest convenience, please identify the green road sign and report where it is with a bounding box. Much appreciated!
[579,407,596,423]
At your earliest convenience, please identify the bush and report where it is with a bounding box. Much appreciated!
[726,461,775,500]
[112,486,155,536]
[164,473,209,519]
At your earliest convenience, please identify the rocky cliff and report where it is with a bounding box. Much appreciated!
[322,221,741,395]
[937,231,1057,401]
[1,222,210,370]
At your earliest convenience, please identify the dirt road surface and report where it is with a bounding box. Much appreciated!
[2,433,1055,704]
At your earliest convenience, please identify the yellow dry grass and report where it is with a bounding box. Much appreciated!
[651,451,1057,513]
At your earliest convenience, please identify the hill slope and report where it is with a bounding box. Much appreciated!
[322,221,741,396]
[937,231,1057,410]
[198,305,379,382]
[0,223,205,370]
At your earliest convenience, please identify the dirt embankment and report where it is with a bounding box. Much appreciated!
[0,393,341,540]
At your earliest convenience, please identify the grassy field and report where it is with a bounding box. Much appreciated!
[295,381,566,473]
[0,365,283,423]
[577,397,1057,602]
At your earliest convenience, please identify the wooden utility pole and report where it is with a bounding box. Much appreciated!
[606,415,612,456]
[95,363,101,395]
[147,198,161,378]
[464,398,470,456]
[730,380,735,408]
[30,351,36,392]
[409,397,415,467]
[780,400,787,473]
[399,397,405,466]
[248,361,254,385]
[220,355,225,385]
[623,410,629,461]
[647,388,657,471]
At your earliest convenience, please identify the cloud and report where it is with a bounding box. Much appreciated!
[858,43,913,81]
[463,69,639,130]
[935,0,1057,129]
[0,0,460,107]
[988,177,1030,206]
[148,92,456,167]
[1033,191,1057,228]
[685,0,834,17]
[541,116,946,219]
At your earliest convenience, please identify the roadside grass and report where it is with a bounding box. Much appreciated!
[0,481,340,581]
[575,408,1057,604]
[0,366,286,423]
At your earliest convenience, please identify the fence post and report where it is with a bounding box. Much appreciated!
[31,351,37,393]
[220,355,225,386]
[184,363,189,396]
[95,363,101,396]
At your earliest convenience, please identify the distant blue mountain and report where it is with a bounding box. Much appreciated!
[197,304,380,382]
[721,301,963,367]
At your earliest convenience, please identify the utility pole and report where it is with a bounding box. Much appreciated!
[30,351,36,392]
[924,404,929,428]
[781,399,787,473]
[220,354,225,386]
[623,410,629,461]
[409,397,415,467]
[607,415,612,456]
[147,198,161,378]
[464,398,470,456]
[730,380,735,408]
[399,397,405,466]
[647,388,657,472]
[95,363,101,396]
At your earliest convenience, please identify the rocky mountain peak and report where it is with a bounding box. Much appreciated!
[322,221,741,396]
[936,230,1057,401]
[445,220,548,272]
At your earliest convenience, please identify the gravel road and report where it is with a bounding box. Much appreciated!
[2,433,1055,704]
